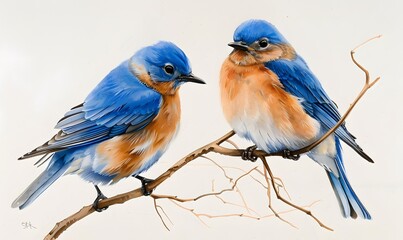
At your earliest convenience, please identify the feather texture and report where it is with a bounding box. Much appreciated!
[13,41,203,209]
[220,19,372,219]
[19,61,161,160]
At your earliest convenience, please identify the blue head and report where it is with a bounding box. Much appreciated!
[233,19,288,45]
[130,41,204,93]
[228,20,295,65]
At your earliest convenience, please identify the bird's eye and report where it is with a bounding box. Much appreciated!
[258,39,269,48]
[164,64,174,75]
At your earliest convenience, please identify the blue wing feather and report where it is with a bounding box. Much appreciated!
[265,56,372,162]
[20,60,162,159]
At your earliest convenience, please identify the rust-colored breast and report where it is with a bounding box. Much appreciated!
[97,93,181,181]
[220,58,318,140]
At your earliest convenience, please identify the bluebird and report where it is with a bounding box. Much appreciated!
[220,19,372,219]
[12,41,205,210]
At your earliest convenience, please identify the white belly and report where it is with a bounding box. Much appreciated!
[229,101,317,153]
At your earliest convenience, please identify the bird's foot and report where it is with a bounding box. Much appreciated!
[242,145,258,162]
[93,185,108,212]
[135,175,154,196]
[282,149,300,161]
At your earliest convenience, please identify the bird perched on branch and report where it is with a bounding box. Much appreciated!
[12,41,205,210]
[220,19,372,219]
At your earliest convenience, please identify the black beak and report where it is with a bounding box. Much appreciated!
[177,73,206,84]
[228,41,249,51]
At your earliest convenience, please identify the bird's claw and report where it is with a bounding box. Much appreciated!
[135,175,154,196]
[282,149,300,161]
[93,185,109,212]
[242,145,258,162]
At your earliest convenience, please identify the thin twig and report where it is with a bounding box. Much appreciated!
[260,156,333,231]
[151,167,257,203]
[214,195,261,217]
[261,162,298,229]
[254,168,291,200]
[170,200,209,227]
[201,156,233,182]
[201,156,251,214]
[154,198,171,231]
[225,139,240,149]
[170,199,321,221]
[288,35,381,155]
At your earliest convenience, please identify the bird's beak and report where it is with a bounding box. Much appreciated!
[228,41,249,51]
[177,73,206,84]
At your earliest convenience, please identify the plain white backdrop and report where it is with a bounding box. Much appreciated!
[1,0,402,239]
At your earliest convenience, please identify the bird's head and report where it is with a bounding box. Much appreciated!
[130,41,205,95]
[228,19,296,65]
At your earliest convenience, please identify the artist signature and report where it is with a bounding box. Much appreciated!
[21,221,36,230]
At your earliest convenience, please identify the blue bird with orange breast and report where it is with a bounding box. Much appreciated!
[220,19,372,219]
[12,41,205,210]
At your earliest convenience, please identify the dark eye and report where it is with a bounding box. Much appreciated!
[164,64,174,75]
[258,39,269,48]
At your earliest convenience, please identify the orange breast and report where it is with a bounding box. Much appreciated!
[97,93,181,181]
[220,58,319,148]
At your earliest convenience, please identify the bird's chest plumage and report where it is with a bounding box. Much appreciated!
[220,58,320,152]
[95,94,181,180]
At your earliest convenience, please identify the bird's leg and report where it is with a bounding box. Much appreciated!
[282,149,300,161]
[92,185,108,212]
[242,145,258,162]
[134,175,154,196]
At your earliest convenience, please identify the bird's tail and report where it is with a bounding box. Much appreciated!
[327,138,371,219]
[12,152,70,209]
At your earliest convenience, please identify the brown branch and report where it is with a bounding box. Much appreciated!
[260,156,333,230]
[214,195,261,216]
[151,167,257,202]
[254,167,291,200]
[45,132,234,239]
[158,167,320,227]
[261,160,298,229]
[152,166,263,229]
[225,139,240,149]
[169,200,210,227]
[204,157,251,213]
[201,156,233,182]
[171,198,321,221]
[153,198,171,231]
[45,36,380,239]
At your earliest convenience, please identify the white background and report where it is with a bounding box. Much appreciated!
[1,0,402,239]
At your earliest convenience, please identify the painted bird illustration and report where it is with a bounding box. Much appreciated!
[220,19,372,219]
[12,41,205,210]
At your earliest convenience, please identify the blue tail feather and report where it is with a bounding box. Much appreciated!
[327,138,371,219]
[12,152,71,209]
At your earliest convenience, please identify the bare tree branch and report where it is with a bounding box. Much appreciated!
[152,164,318,229]
[44,36,380,240]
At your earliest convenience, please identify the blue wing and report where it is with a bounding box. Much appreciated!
[265,56,372,162]
[20,60,162,159]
